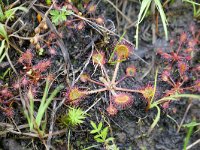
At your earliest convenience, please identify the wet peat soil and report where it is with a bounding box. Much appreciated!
[0,0,200,149]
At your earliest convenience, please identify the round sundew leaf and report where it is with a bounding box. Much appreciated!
[92,51,105,65]
[126,65,136,77]
[115,44,130,60]
[140,85,154,101]
[80,74,90,82]
[67,87,85,103]
[112,93,133,109]
[106,104,118,116]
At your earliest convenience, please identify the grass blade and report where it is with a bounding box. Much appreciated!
[148,105,160,135]
[154,0,168,41]
[135,0,152,49]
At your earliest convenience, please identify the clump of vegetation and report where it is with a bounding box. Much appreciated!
[0,87,14,117]
[0,0,200,149]
[66,42,158,115]
[60,107,87,127]
[89,121,119,150]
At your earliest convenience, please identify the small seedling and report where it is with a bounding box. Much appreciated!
[0,87,14,117]
[90,121,118,150]
[50,7,72,26]
[50,1,104,30]
[60,107,87,127]
[0,3,27,22]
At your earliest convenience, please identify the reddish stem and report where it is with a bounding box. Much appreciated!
[115,76,128,85]
[85,88,107,95]
[111,61,120,84]
[87,78,105,86]
[100,64,110,82]
[115,87,141,93]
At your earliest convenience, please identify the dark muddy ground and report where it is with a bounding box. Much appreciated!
[0,0,200,150]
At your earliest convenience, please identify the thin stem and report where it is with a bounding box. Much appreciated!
[111,61,120,84]
[183,86,195,90]
[177,102,192,133]
[104,0,132,23]
[100,64,110,82]
[176,42,182,55]
[85,88,107,95]
[164,77,175,87]
[115,75,128,85]
[115,87,141,93]
[87,78,105,86]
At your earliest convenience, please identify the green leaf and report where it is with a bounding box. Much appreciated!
[5,6,28,21]
[0,23,8,42]
[154,0,168,41]
[101,127,108,140]
[183,121,200,128]
[94,134,102,139]
[106,137,114,142]
[67,107,86,126]
[0,39,7,63]
[0,39,5,57]
[45,0,52,5]
[35,84,64,128]
[148,105,160,135]
[0,6,6,22]
[97,122,103,131]
[95,138,104,143]
[183,121,195,150]
[135,0,151,48]
[90,129,98,134]
[90,121,97,130]
[0,68,10,80]
[50,7,72,25]
[183,0,200,5]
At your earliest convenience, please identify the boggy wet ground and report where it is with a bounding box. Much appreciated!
[0,0,200,149]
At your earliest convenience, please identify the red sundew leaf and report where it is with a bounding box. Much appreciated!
[195,65,200,71]
[0,88,13,98]
[3,107,14,118]
[76,21,85,30]
[194,80,200,92]
[95,16,104,24]
[139,85,154,101]
[18,49,33,65]
[115,43,132,60]
[171,52,179,61]
[189,23,196,36]
[126,65,136,77]
[66,87,85,104]
[92,51,106,65]
[112,93,133,109]
[106,104,118,116]
[162,101,170,110]
[185,47,193,53]
[161,52,172,60]
[80,74,90,82]
[188,39,197,48]
[178,61,188,76]
[156,48,163,55]
[180,32,187,43]
[161,70,170,82]
[33,60,51,73]
[86,3,97,14]
[170,39,174,47]
[185,55,192,61]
